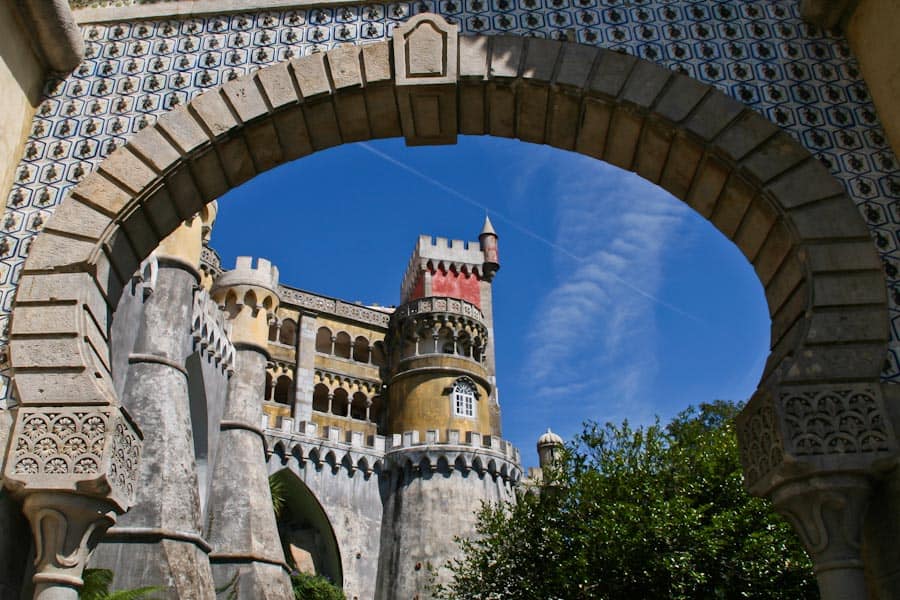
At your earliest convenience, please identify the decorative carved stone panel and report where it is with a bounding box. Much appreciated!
[737,383,896,496]
[4,405,142,512]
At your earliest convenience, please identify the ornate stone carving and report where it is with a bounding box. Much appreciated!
[24,491,119,596]
[278,286,391,328]
[781,385,892,456]
[4,405,142,512]
[772,474,871,599]
[392,296,486,326]
[737,384,895,497]
[736,393,783,487]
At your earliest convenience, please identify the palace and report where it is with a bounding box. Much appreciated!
[80,206,535,599]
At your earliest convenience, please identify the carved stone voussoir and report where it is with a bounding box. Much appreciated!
[737,383,896,496]
[3,405,143,512]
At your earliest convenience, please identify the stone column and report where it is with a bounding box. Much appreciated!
[90,217,215,599]
[206,258,292,600]
[773,474,872,600]
[293,311,317,423]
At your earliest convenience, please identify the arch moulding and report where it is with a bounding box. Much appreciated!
[2,12,894,600]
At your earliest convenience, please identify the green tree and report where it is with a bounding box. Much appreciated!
[79,569,160,600]
[290,572,346,600]
[434,401,817,600]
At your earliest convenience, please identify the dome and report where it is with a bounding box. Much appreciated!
[537,428,564,447]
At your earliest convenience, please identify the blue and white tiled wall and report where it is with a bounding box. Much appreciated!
[2,0,899,406]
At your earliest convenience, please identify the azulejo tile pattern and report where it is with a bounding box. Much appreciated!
[2,1,900,407]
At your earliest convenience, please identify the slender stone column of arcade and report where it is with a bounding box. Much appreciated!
[90,217,215,598]
[206,257,292,599]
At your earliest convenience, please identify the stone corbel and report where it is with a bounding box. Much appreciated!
[24,492,118,600]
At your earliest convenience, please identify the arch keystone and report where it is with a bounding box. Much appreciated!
[393,13,459,145]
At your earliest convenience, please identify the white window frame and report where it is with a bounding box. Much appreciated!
[452,379,477,418]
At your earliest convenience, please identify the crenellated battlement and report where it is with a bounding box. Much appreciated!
[265,418,522,482]
[211,256,280,306]
[400,235,487,302]
[191,287,234,374]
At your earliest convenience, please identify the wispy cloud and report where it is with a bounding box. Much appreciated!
[357,141,700,433]
[520,155,691,427]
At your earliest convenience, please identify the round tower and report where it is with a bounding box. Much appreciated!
[375,293,520,599]
[384,296,496,440]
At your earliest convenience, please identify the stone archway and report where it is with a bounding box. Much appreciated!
[2,13,891,600]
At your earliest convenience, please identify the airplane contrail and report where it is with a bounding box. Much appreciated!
[357,142,707,325]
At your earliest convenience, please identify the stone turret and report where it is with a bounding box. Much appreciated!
[206,257,292,599]
[211,256,279,352]
[479,215,500,281]
[537,429,564,468]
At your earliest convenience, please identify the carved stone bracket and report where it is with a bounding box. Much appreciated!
[24,491,118,599]
[4,405,142,512]
[737,383,896,496]
[772,474,872,600]
[392,13,459,145]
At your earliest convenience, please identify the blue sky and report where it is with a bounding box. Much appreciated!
[212,136,770,465]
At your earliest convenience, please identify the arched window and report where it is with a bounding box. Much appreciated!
[350,392,367,420]
[315,327,332,354]
[437,327,454,354]
[371,341,387,367]
[353,336,370,363]
[452,379,477,418]
[279,319,297,346]
[334,332,351,359]
[265,372,273,401]
[332,388,348,417]
[274,375,292,405]
[369,395,383,426]
[312,383,329,413]
[268,322,278,342]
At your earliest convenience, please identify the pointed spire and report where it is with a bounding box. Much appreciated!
[480,215,497,237]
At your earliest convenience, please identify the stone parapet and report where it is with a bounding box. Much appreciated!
[266,423,521,480]
[392,296,486,327]
[277,285,391,328]
[191,287,234,374]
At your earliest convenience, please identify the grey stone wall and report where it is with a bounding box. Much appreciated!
[271,458,385,600]
[375,457,516,600]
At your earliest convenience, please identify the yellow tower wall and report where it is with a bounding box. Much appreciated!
[387,355,492,441]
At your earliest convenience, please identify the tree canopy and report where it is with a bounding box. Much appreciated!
[433,401,818,600]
